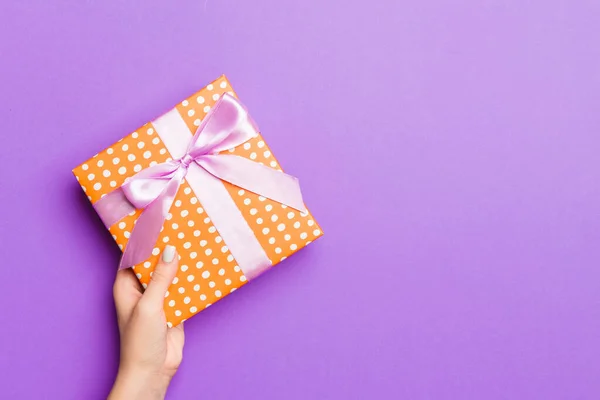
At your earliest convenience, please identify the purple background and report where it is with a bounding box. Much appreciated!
[1,1,599,399]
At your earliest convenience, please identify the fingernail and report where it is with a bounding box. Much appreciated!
[162,245,176,263]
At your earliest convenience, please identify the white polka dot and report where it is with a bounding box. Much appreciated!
[196,261,204,269]
[209,281,216,288]
[190,197,197,204]
[110,181,117,187]
[300,232,308,239]
[143,151,152,159]
[313,229,321,236]
[194,230,201,237]
[250,208,258,215]
[203,217,211,224]
[175,310,182,317]
[187,109,195,117]
[187,274,195,282]
[135,273,142,279]
[167,322,173,328]
[290,244,298,250]
[275,247,282,254]
[268,237,276,244]
[220,81,227,89]
[218,268,225,276]
[144,261,151,268]
[107,148,114,155]
[203,106,211,113]
[265,204,273,212]
[287,212,295,219]
[132,132,139,138]
[257,141,265,148]
[212,258,219,265]
[126,154,135,162]
[207,84,214,90]
[250,152,257,160]
[181,210,189,217]
[193,119,201,126]
[234,265,241,272]
[178,287,185,294]
[264,151,271,158]
[121,144,128,151]
[160,148,167,155]
[243,198,251,206]
[215,236,223,243]
[134,164,142,172]
[227,254,234,262]
[294,221,301,228]
[243,142,251,150]
[137,141,145,149]
[91,182,101,190]
[190,306,198,313]
[205,249,212,256]
[103,170,111,177]
[181,264,189,272]
[152,248,160,256]
[183,242,191,249]
[193,284,200,291]
[306,241,312,245]
[256,218,263,224]
[166,213,173,220]
[225,278,232,285]
[123,230,130,238]
[96,160,104,168]
[281,204,288,209]
[262,227,270,235]
[190,252,197,259]
[162,236,170,243]
[152,137,160,145]
[284,234,291,241]
[202,271,210,279]
[200,240,207,247]
[271,215,278,222]
[270,161,277,168]
[212,93,220,101]
[240,276,247,282]
[197,96,205,104]
[172,223,178,229]
[112,157,120,165]
[208,227,216,233]
[168,300,175,307]
[215,290,222,297]
[259,196,266,201]
[308,220,315,226]
[82,164,89,170]
[187,220,194,227]
[277,223,286,231]
[200,294,207,301]
[172,277,179,284]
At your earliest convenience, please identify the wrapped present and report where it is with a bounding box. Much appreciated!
[73,75,323,326]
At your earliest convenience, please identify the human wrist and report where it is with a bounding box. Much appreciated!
[109,366,171,400]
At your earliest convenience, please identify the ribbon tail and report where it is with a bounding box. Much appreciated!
[119,174,182,269]
[196,155,307,213]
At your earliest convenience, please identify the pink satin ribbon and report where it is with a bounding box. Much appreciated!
[94,94,306,270]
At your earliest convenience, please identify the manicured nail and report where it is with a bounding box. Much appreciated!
[162,245,176,263]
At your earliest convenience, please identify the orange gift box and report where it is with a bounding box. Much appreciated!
[73,75,323,326]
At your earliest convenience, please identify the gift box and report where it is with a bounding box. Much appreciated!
[73,75,323,326]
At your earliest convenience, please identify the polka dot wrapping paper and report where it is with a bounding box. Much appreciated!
[72,75,323,327]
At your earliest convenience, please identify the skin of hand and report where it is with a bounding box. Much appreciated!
[108,245,185,400]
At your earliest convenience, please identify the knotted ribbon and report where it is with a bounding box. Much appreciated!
[94,94,306,271]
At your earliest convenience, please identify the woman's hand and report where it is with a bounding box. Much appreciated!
[109,245,185,400]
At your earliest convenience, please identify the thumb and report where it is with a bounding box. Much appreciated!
[143,245,178,307]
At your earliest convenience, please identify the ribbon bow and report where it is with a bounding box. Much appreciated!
[96,94,305,270]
